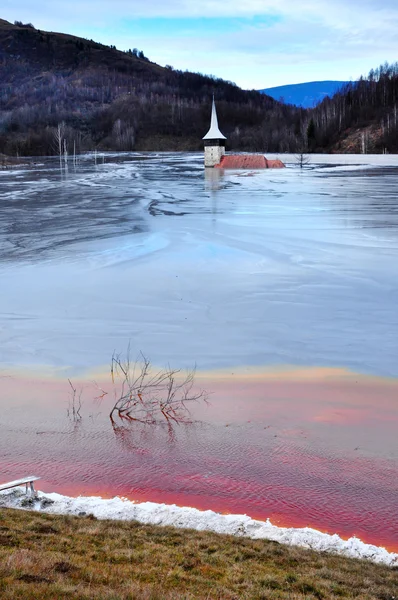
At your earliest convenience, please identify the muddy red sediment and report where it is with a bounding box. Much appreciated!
[0,366,397,552]
[215,155,285,169]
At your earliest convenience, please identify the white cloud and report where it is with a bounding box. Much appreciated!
[3,0,398,23]
[2,0,398,88]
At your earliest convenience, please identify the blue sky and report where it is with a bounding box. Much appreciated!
[2,0,397,88]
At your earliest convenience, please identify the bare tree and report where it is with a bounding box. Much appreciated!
[109,351,208,426]
[67,378,83,422]
[63,138,68,165]
[295,150,311,168]
[53,122,65,167]
[361,131,369,154]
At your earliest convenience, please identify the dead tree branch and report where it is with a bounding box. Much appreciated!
[295,151,311,168]
[67,378,83,422]
[109,351,208,426]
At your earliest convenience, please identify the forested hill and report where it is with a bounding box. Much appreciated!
[308,64,398,153]
[0,18,302,155]
[0,18,398,155]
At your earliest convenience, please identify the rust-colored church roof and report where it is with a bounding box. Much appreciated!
[215,155,285,169]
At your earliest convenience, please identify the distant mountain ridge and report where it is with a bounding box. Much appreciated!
[259,81,349,108]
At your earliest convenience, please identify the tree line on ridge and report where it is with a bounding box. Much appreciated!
[0,20,398,156]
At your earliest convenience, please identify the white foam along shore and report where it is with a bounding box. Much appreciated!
[1,488,397,567]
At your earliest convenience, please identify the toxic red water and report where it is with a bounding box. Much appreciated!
[1,366,397,552]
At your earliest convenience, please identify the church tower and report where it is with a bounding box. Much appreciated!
[203,98,227,167]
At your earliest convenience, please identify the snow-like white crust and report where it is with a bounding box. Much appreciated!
[1,488,396,567]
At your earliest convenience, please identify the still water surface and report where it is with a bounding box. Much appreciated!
[0,153,397,550]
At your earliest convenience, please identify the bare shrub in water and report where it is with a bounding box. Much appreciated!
[295,151,311,168]
[67,379,83,422]
[109,351,208,426]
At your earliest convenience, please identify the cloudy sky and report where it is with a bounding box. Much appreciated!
[2,0,397,89]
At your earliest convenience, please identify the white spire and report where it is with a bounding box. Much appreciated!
[203,97,227,140]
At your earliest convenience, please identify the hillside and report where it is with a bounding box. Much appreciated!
[0,19,304,155]
[0,18,164,76]
[309,65,398,153]
[1,19,398,155]
[1,508,397,599]
[260,81,349,108]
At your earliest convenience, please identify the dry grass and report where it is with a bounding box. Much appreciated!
[0,508,396,599]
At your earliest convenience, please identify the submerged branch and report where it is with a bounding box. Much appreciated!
[109,352,208,427]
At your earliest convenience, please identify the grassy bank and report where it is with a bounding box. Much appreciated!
[0,509,397,599]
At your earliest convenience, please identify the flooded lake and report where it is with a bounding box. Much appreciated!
[0,152,397,551]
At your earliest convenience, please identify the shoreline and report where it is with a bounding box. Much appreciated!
[1,487,396,567]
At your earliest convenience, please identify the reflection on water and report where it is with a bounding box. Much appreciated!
[1,366,397,552]
[204,167,224,192]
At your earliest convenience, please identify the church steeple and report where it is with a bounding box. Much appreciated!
[203,97,227,141]
[203,97,227,167]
